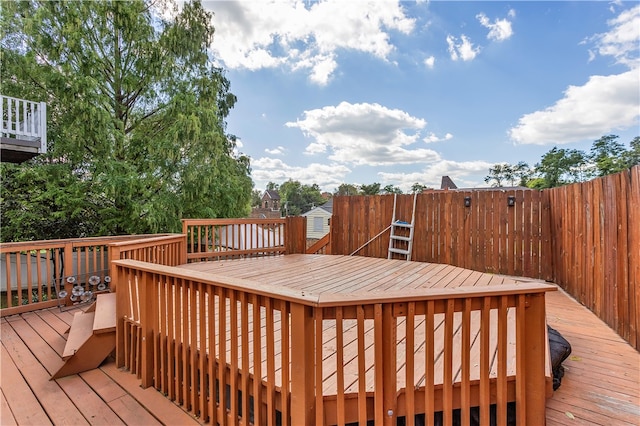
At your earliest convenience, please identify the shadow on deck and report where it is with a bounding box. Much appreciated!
[0,286,637,425]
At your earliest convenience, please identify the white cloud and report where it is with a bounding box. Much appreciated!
[509,70,639,145]
[476,11,514,42]
[378,160,494,191]
[265,146,286,155]
[589,4,640,68]
[424,55,435,69]
[424,132,453,143]
[207,0,415,85]
[285,102,442,166]
[509,6,640,145]
[446,34,480,61]
[251,157,351,191]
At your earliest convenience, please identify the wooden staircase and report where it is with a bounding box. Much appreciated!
[51,293,116,379]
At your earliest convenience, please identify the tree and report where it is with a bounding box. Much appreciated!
[590,135,627,176]
[410,182,428,193]
[360,182,381,195]
[334,183,359,196]
[279,180,324,216]
[250,189,262,207]
[484,163,511,187]
[535,147,588,188]
[624,137,640,168]
[383,184,403,194]
[0,0,252,241]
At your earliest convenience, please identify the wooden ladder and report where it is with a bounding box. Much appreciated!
[387,193,418,261]
[51,292,116,379]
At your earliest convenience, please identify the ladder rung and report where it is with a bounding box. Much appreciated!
[393,221,413,229]
[391,235,411,242]
[389,247,410,255]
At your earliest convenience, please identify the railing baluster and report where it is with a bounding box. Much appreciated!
[240,291,250,423]
[356,305,367,425]
[266,297,276,426]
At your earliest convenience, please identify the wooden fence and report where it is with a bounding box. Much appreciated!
[330,166,639,350]
[548,166,639,349]
[331,189,552,280]
[113,257,553,425]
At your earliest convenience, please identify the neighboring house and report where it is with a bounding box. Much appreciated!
[440,175,458,190]
[1,94,47,163]
[250,189,282,219]
[302,198,333,239]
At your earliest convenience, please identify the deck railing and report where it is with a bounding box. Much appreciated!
[1,94,47,152]
[113,257,554,425]
[0,234,168,316]
[182,217,306,261]
[306,232,331,254]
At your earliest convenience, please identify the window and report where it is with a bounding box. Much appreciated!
[313,217,323,232]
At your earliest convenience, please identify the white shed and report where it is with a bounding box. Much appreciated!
[302,199,333,239]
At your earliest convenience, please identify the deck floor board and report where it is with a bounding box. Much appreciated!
[0,306,200,426]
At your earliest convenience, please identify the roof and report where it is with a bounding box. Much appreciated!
[302,198,333,216]
[319,198,333,213]
[263,189,280,200]
[440,176,458,190]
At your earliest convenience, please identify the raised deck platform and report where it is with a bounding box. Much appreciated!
[1,286,637,425]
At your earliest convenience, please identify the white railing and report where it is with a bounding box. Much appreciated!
[1,94,47,154]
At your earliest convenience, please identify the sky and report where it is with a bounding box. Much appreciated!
[200,1,639,193]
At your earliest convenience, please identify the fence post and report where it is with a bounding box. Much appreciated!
[178,235,187,265]
[285,216,307,254]
[108,244,121,292]
[523,293,547,424]
[290,303,315,425]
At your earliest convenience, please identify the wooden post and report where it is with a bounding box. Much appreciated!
[290,303,315,425]
[108,244,121,292]
[178,234,187,265]
[524,293,547,424]
[285,216,307,254]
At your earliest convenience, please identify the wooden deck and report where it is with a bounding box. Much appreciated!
[1,260,638,425]
[180,255,553,396]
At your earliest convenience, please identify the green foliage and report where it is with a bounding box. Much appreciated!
[590,135,627,176]
[1,0,252,241]
[250,189,262,207]
[484,162,531,187]
[334,183,359,196]
[485,135,637,189]
[535,147,588,188]
[360,182,381,195]
[383,184,403,194]
[624,137,640,168]
[410,182,428,193]
[279,180,324,216]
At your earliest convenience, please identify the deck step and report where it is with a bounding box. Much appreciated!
[93,293,116,334]
[62,311,95,360]
[52,293,116,379]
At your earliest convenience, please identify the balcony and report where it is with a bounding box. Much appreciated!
[1,94,47,163]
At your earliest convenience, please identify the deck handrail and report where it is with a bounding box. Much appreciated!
[182,216,306,261]
[0,234,172,316]
[306,231,331,254]
[1,94,47,153]
[114,257,555,425]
